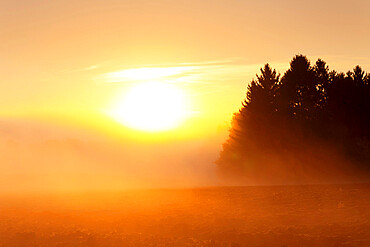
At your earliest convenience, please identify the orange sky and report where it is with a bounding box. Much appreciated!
[0,0,369,192]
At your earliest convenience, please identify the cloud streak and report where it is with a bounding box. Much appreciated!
[93,58,290,103]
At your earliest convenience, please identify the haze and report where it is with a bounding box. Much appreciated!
[1,0,370,193]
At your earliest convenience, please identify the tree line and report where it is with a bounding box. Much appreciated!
[217,55,370,184]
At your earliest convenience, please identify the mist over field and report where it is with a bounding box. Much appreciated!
[0,117,368,195]
[0,118,224,193]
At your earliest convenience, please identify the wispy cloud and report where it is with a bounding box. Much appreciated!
[94,58,288,87]
[82,65,100,71]
[100,66,199,83]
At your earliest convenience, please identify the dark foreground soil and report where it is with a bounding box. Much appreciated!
[0,184,369,247]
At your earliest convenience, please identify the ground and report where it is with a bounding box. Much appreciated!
[0,184,369,246]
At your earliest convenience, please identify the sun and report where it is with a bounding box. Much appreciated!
[108,82,188,132]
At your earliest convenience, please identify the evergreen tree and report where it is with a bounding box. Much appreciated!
[217,55,370,183]
[279,55,320,122]
[217,64,280,179]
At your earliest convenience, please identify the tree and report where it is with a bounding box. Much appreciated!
[279,55,321,122]
[217,55,370,183]
[245,64,280,114]
[216,64,280,180]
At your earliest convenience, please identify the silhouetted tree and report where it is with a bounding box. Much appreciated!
[216,64,280,178]
[279,55,321,122]
[233,64,280,144]
[245,64,280,114]
[217,55,370,184]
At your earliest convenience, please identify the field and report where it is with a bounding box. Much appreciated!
[0,184,369,247]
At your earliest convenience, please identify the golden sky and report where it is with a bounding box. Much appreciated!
[0,0,369,192]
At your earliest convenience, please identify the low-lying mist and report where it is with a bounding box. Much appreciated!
[0,118,222,194]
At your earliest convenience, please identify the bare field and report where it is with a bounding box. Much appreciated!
[0,184,369,247]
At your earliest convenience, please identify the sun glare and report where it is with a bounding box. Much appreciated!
[108,81,188,132]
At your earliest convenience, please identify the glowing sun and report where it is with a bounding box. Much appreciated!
[108,82,188,132]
